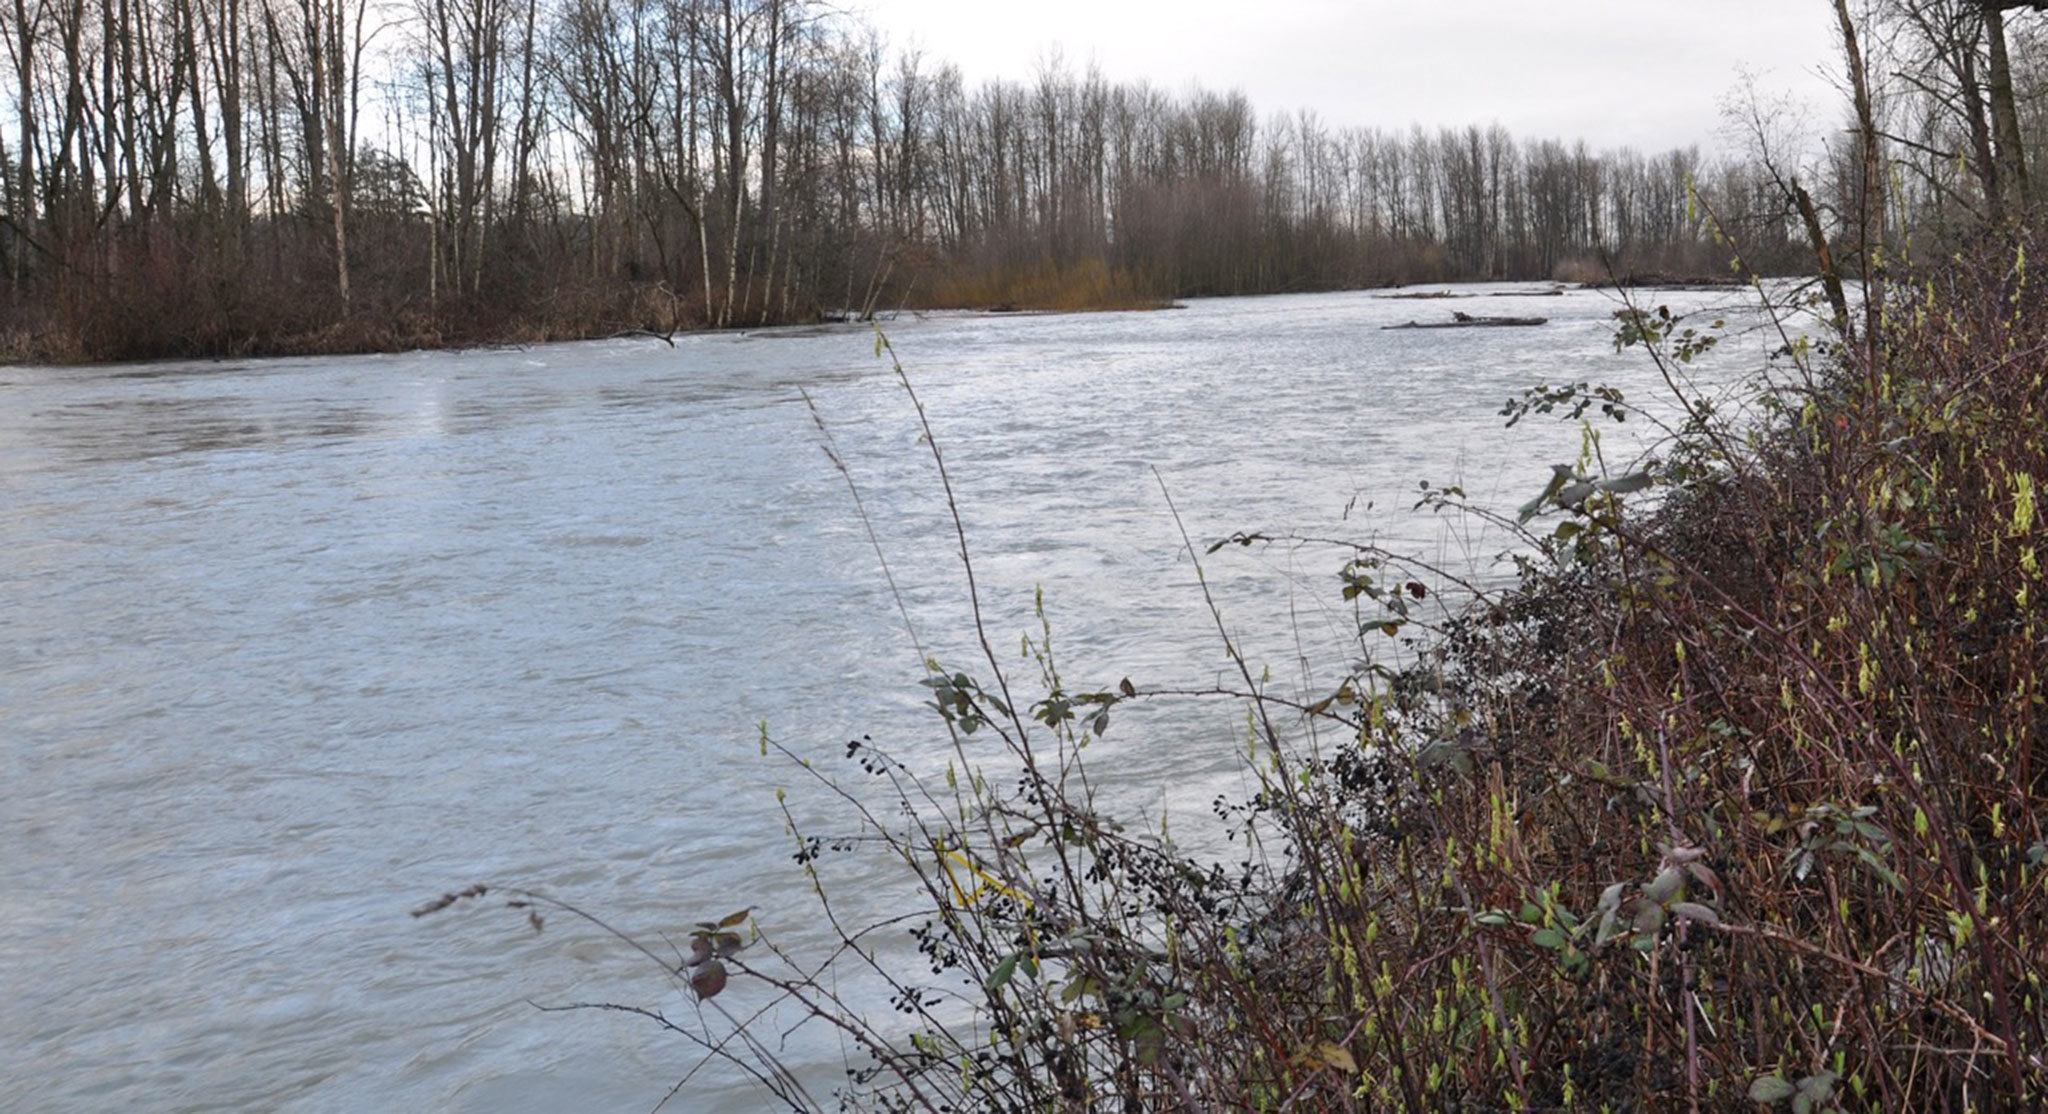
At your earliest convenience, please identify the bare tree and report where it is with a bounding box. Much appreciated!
[1837,0,1887,362]
[1983,1,2039,213]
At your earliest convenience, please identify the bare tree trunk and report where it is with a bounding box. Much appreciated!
[509,0,537,226]
[181,0,220,212]
[716,0,746,327]
[683,16,714,323]
[473,0,499,296]
[1836,0,1885,368]
[1961,43,2002,222]
[116,0,143,220]
[13,0,37,289]
[1794,179,1852,333]
[309,0,350,306]
[216,0,245,228]
[1983,1,2029,215]
[759,207,780,324]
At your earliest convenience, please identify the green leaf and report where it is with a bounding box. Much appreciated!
[1594,907,1623,947]
[1134,1029,1165,1066]
[1748,1075,1797,1103]
[1314,1041,1357,1074]
[1531,927,1567,950]
[1644,867,1685,904]
[1797,1071,1837,1100]
[716,908,751,929]
[1556,479,1602,508]
[1518,465,1576,522]
[1670,902,1721,926]
[986,952,1020,992]
[1855,847,1905,891]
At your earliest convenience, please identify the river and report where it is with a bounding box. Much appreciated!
[1,283,1777,1110]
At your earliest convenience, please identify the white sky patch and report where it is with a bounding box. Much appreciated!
[856,0,1845,153]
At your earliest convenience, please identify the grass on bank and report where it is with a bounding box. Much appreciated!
[917,257,1178,313]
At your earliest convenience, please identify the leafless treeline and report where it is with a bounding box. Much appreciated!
[1863,0,2046,237]
[0,0,2041,358]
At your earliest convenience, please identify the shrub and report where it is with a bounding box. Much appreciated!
[919,256,1176,313]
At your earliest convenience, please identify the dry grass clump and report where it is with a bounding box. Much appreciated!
[921,257,1176,313]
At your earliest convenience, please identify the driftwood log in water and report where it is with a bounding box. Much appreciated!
[1588,272,1745,289]
[609,327,678,346]
[1374,286,1567,300]
[1382,311,1549,330]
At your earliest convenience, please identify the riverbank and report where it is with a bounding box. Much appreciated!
[1,258,1768,366]
[612,235,2048,1109]
[0,296,1188,368]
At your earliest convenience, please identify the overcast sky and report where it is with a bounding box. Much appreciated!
[857,0,1844,153]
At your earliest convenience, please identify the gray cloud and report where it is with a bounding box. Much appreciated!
[861,0,1842,151]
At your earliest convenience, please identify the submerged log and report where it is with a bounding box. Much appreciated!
[1382,311,1549,330]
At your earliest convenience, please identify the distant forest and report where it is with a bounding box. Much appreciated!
[1,0,2044,358]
